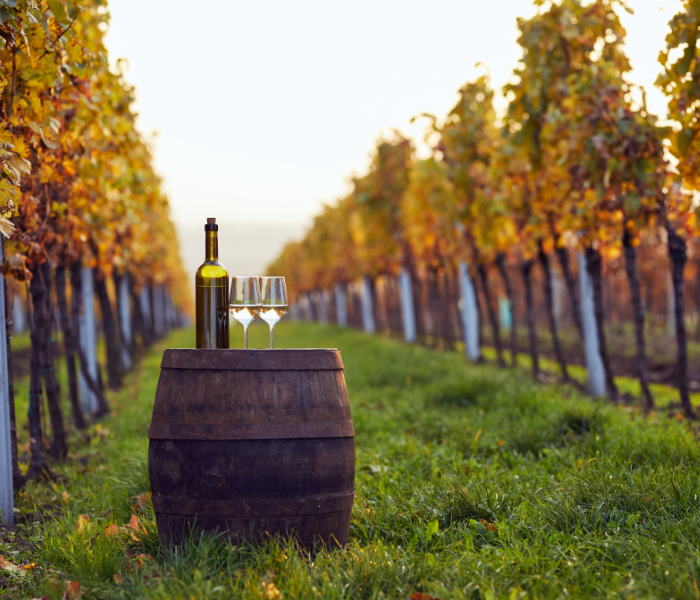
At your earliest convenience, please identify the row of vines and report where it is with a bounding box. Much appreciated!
[0,0,189,504]
[269,0,700,418]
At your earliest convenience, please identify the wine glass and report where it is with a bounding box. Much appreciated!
[229,276,261,349]
[260,277,288,349]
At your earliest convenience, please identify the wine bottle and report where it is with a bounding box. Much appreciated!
[196,218,229,348]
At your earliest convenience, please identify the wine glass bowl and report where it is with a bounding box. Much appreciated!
[260,276,288,349]
[229,276,262,349]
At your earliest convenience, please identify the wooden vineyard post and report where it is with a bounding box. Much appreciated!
[152,285,164,339]
[458,261,480,361]
[78,266,99,414]
[667,271,675,336]
[399,268,417,343]
[323,291,331,324]
[0,240,13,524]
[361,276,375,334]
[307,293,315,321]
[163,286,171,333]
[154,286,164,336]
[313,292,320,321]
[118,274,132,370]
[334,283,347,327]
[140,284,152,342]
[310,292,317,323]
[306,294,313,321]
[300,294,310,321]
[161,286,169,334]
[164,286,172,333]
[169,289,177,330]
[578,253,606,397]
[318,291,328,324]
[163,288,172,332]
[149,285,157,339]
[12,293,25,334]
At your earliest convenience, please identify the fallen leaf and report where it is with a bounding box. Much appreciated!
[93,423,109,438]
[76,514,90,533]
[103,524,120,537]
[479,518,498,534]
[131,492,151,511]
[262,581,283,599]
[134,553,152,568]
[113,573,122,584]
[22,562,37,571]
[0,555,27,577]
[127,514,146,541]
[63,581,81,599]
[128,514,141,531]
[62,491,70,503]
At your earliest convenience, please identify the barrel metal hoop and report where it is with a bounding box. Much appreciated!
[161,348,344,371]
[148,420,355,440]
[152,491,355,517]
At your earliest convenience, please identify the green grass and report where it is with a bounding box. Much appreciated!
[3,321,700,599]
[478,344,697,408]
[10,331,31,353]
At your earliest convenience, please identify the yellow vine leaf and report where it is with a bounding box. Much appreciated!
[0,180,18,205]
[65,38,85,64]
[9,155,31,175]
[13,137,30,158]
[0,216,16,239]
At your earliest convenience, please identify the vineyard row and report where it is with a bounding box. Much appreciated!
[0,0,190,524]
[269,0,700,421]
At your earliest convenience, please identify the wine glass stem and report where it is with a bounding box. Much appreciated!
[270,324,275,349]
[244,324,249,350]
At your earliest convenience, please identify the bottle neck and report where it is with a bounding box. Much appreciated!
[205,231,218,261]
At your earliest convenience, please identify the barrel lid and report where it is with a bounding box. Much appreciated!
[161,348,344,371]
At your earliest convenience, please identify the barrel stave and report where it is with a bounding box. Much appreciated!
[156,511,351,547]
[149,438,355,501]
[149,349,354,549]
[152,369,349,425]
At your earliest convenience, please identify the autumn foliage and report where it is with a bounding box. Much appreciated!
[0,0,188,308]
[269,0,700,417]
[0,0,189,488]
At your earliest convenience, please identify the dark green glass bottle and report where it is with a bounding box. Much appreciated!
[195,218,229,348]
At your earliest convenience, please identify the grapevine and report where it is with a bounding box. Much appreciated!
[269,0,700,419]
[0,0,189,487]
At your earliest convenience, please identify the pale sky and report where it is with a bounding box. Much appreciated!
[103,0,683,279]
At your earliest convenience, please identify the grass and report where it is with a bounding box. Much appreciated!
[478,344,696,408]
[2,321,700,599]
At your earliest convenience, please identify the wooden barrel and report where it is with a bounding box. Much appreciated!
[148,349,355,548]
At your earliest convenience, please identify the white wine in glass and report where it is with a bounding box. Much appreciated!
[260,277,288,349]
[229,276,261,349]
